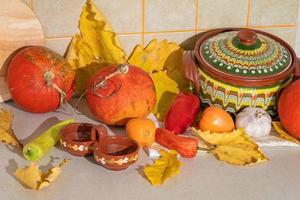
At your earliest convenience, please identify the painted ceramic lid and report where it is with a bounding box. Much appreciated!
[200,30,291,77]
[195,28,297,87]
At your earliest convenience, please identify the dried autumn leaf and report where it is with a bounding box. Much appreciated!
[66,0,126,94]
[193,128,268,166]
[68,35,99,68]
[272,121,300,145]
[163,48,189,92]
[78,0,126,63]
[129,39,189,119]
[143,150,182,186]
[0,108,22,148]
[128,39,178,73]
[151,71,179,120]
[14,159,69,190]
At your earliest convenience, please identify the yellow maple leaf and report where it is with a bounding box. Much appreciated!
[79,0,126,63]
[162,47,189,92]
[192,128,268,166]
[272,121,300,145]
[143,150,182,186]
[68,35,98,68]
[0,108,22,148]
[151,71,179,120]
[66,0,126,94]
[128,39,177,73]
[129,39,189,119]
[14,159,69,190]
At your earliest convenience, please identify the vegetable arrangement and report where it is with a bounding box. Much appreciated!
[23,119,75,161]
[1,0,300,190]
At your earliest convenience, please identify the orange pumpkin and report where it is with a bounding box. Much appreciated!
[86,65,156,126]
[7,46,75,113]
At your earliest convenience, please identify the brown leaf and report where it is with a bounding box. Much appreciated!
[0,108,22,148]
[14,159,69,190]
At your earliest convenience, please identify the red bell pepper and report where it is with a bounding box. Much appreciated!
[155,128,198,158]
[165,92,200,134]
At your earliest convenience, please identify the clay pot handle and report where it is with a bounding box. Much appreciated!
[237,30,257,46]
[91,124,108,141]
[183,50,200,93]
[294,57,300,81]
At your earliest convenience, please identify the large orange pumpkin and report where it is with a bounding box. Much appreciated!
[86,65,156,126]
[278,79,300,139]
[7,46,75,113]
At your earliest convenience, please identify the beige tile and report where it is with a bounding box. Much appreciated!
[250,0,299,26]
[45,34,138,59]
[117,34,142,56]
[34,0,85,37]
[144,32,196,49]
[95,0,142,33]
[45,38,72,56]
[254,27,297,48]
[198,0,248,29]
[35,0,141,38]
[145,0,196,32]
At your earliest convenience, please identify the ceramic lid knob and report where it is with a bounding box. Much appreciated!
[237,30,257,46]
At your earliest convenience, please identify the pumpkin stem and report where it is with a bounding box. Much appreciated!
[43,70,67,107]
[44,71,55,86]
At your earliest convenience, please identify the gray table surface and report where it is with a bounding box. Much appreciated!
[1,101,300,200]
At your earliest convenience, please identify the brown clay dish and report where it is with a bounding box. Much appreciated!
[60,123,107,157]
[184,28,300,116]
[194,28,299,87]
[93,135,139,171]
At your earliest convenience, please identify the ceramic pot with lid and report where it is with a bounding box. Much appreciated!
[184,28,300,116]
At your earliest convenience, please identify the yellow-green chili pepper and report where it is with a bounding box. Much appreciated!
[23,119,75,161]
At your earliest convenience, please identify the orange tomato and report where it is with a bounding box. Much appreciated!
[125,118,156,147]
[199,106,234,132]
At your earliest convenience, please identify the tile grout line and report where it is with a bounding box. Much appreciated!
[251,24,297,29]
[145,29,196,34]
[141,0,145,47]
[45,25,297,40]
[246,0,251,27]
[195,0,199,33]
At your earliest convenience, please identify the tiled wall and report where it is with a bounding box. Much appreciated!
[21,0,300,56]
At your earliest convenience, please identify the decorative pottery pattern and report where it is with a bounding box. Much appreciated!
[94,154,138,166]
[198,68,293,116]
[200,31,291,77]
[60,139,89,152]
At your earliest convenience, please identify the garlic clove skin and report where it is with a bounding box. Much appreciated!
[235,107,272,138]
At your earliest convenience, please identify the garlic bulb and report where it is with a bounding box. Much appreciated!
[235,107,272,138]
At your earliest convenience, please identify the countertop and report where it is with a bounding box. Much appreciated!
[1,101,300,200]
